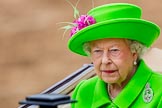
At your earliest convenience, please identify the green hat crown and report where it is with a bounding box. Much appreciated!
[68,3,160,56]
[88,3,141,22]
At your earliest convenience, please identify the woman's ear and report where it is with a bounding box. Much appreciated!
[133,52,138,62]
[132,52,138,65]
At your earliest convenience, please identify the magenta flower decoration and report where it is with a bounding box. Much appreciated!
[70,15,96,36]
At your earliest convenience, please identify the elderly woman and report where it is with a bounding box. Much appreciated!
[67,3,162,108]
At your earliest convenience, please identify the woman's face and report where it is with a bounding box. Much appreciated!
[90,38,137,85]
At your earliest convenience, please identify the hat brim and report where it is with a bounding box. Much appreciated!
[68,18,160,56]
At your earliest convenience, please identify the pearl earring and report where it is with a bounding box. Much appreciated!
[134,61,137,65]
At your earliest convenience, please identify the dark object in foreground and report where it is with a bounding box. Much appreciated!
[18,64,94,108]
[19,93,76,108]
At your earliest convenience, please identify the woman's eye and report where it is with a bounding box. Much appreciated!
[91,49,103,57]
[94,50,102,53]
[109,49,120,56]
[110,49,120,52]
[92,50,103,54]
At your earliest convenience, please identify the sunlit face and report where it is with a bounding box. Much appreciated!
[90,38,137,85]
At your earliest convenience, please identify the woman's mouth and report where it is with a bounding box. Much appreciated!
[101,70,117,73]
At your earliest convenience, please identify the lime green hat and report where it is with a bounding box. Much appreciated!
[68,3,160,56]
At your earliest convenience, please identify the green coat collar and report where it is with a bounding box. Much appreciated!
[114,60,152,107]
[92,78,110,107]
[92,60,152,107]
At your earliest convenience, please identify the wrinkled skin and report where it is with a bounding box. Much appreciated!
[89,38,138,97]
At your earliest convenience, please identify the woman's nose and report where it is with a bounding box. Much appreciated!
[101,52,112,64]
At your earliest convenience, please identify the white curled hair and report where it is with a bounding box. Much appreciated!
[126,40,148,61]
[83,39,149,61]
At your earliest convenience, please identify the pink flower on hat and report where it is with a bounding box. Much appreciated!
[70,15,96,36]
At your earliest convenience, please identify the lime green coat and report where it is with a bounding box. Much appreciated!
[71,60,162,108]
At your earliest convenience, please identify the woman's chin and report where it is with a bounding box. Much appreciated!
[102,77,118,84]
